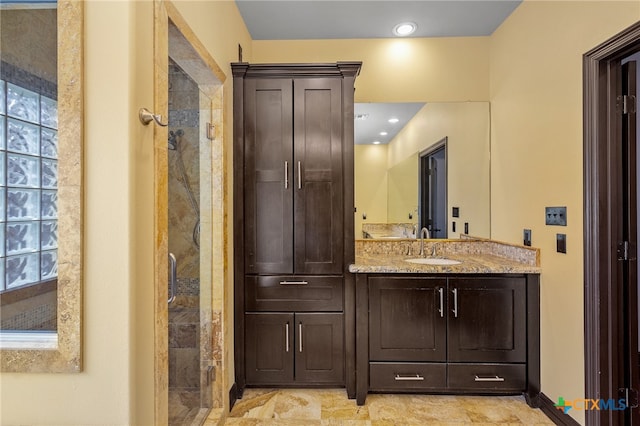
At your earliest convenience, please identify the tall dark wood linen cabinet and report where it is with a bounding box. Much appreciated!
[232,62,362,399]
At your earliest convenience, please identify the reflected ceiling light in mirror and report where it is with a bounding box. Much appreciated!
[372,141,381,145]
[380,131,388,136]
[388,118,399,124]
[393,22,417,37]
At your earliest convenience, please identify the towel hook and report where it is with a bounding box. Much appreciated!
[139,107,168,127]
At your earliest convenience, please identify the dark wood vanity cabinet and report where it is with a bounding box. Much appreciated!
[369,277,447,362]
[245,312,344,385]
[232,62,361,394]
[242,73,345,275]
[357,274,540,406]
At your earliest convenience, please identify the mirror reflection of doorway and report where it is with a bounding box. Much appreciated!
[420,138,447,239]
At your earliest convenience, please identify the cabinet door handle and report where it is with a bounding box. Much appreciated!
[299,323,303,352]
[474,375,505,382]
[284,161,289,189]
[394,374,425,381]
[285,323,290,352]
[297,161,302,189]
[438,287,444,318]
[279,280,309,285]
[452,288,458,317]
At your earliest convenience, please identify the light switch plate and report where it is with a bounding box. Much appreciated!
[557,233,567,253]
[523,229,532,247]
[546,207,567,226]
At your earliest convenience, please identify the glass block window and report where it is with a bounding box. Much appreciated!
[0,79,58,292]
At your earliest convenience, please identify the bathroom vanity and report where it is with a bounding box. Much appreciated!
[350,239,541,407]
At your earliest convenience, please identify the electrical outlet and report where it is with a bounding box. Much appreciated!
[545,207,567,226]
[523,229,532,246]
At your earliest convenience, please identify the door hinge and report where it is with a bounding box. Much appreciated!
[618,95,637,114]
[206,123,215,140]
[618,241,637,261]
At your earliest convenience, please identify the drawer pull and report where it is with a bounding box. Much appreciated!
[279,280,309,285]
[394,374,425,381]
[474,375,505,382]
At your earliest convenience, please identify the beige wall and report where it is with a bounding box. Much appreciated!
[0,1,252,424]
[490,1,640,424]
[252,38,490,103]
[355,144,389,236]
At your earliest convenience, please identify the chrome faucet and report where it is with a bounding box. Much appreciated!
[419,227,430,257]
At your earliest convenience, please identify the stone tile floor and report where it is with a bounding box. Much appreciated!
[205,389,555,425]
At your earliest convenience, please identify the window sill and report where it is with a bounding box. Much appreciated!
[0,330,57,350]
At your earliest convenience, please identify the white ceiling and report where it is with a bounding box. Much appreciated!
[235,0,520,144]
[235,0,522,40]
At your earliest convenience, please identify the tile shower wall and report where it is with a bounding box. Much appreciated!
[168,59,200,281]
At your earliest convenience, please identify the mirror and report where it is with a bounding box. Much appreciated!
[355,102,490,240]
[1,0,83,372]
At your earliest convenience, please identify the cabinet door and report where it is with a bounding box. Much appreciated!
[245,313,294,384]
[448,277,527,363]
[295,313,344,384]
[244,78,294,274]
[293,78,343,274]
[369,277,447,362]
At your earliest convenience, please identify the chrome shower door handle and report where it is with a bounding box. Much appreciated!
[168,253,177,304]
[297,161,302,189]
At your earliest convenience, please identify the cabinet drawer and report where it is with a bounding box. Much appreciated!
[245,275,343,311]
[447,363,526,391]
[369,362,446,391]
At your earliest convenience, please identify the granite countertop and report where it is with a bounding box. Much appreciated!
[349,252,541,274]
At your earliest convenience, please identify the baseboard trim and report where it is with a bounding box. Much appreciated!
[229,383,238,412]
[537,392,581,426]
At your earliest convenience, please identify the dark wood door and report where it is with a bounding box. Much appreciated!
[368,277,447,362]
[243,78,294,274]
[295,313,344,383]
[245,313,294,384]
[293,78,343,274]
[622,59,640,422]
[447,277,526,363]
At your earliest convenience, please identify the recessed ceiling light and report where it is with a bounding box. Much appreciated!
[388,118,399,124]
[373,141,381,145]
[393,22,417,37]
[379,131,388,136]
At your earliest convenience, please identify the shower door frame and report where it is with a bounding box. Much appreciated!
[153,2,228,424]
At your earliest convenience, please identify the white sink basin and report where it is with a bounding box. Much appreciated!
[404,258,462,266]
